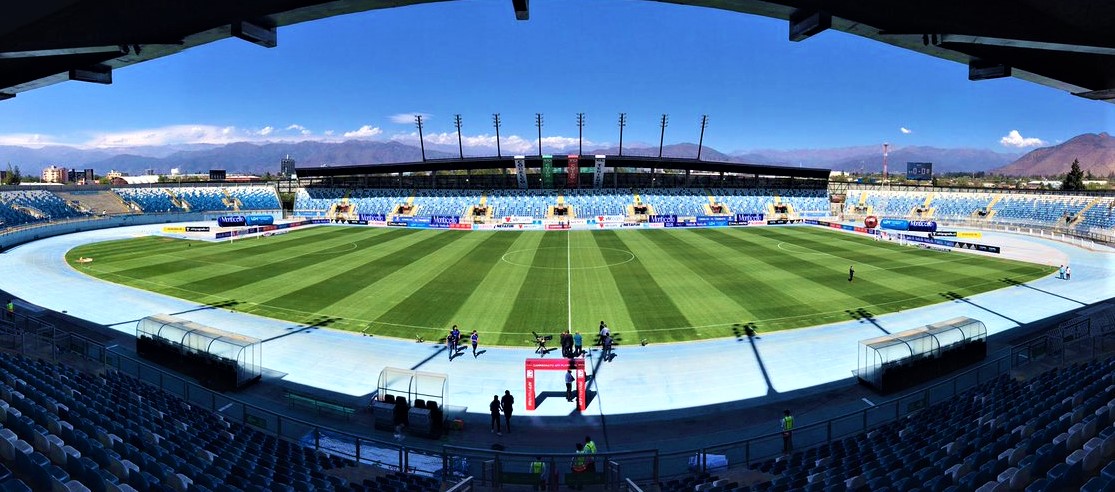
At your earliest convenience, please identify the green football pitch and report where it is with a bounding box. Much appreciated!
[66,226,1052,346]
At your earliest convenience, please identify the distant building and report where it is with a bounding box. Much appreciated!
[41,165,68,183]
[280,154,296,177]
[105,170,124,180]
[67,169,95,185]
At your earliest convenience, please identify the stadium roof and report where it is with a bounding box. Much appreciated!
[295,155,832,180]
[2,1,1113,101]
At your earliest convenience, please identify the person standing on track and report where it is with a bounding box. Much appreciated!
[490,395,502,435]
[471,330,479,357]
[501,390,515,434]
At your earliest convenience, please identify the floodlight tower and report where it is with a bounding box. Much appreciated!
[492,113,502,158]
[535,113,544,156]
[658,114,669,159]
[617,113,628,157]
[454,114,464,159]
[576,112,585,156]
[697,114,709,161]
[883,143,889,180]
[415,114,426,162]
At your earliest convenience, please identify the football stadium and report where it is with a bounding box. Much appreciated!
[3,2,1115,492]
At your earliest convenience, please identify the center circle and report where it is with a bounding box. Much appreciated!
[501,246,636,270]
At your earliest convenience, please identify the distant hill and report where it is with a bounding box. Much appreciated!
[85,140,455,176]
[3,137,1106,178]
[993,133,1115,177]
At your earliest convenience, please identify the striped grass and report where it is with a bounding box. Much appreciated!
[66,226,1053,346]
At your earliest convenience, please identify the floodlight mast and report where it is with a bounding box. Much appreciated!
[454,114,464,159]
[617,113,627,157]
[415,114,426,162]
[576,112,585,156]
[535,113,544,157]
[697,115,709,161]
[492,113,502,158]
[658,114,669,159]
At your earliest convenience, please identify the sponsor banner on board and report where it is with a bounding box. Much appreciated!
[387,221,408,227]
[736,213,764,222]
[502,216,535,224]
[449,223,472,230]
[185,226,210,232]
[954,241,1000,254]
[766,219,790,225]
[358,213,386,222]
[162,226,186,233]
[475,224,497,231]
[957,231,982,239]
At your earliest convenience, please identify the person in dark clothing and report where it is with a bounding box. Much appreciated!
[501,390,514,433]
[490,395,502,435]
[848,265,855,282]
[471,330,479,357]
[565,370,574,402]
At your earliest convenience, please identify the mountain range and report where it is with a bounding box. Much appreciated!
[1,133,1112,178]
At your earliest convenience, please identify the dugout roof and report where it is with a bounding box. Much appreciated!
[1,1,1113,102]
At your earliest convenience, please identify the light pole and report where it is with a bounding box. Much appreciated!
[415,114,426,162]
[535,113,544,157]
[658,114,669,159]
[454,114,464,159]
[697,115,708,161]
[617,113,627,157]
[576,112,585,156]
[492,113,502,158]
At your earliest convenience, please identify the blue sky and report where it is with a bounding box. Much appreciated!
[2,0,1113,154]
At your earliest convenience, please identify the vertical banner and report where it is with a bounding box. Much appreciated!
[514,155,527,189]
[542,155,554,189]
[567,155,580,188]
[593,155,605,189]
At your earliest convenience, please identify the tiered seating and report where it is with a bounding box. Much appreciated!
[564,189,632,217]
[712,188,775,214]
[487,190,555,217]
[1077,197,1115,234]
[113,188,183,213]
[639,189,706,216]
[0,190,87,228]
[993,194,1092,226]
[0,353,440,492]
[747,358,1115,492]
[413,189,481,217]
[232,186,282,210]
[778,189,829,215]
[932,192,994,218]
[293,188,410,217]
[347,188,410,216]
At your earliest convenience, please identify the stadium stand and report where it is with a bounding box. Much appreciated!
[412,189,481,218]
[0,190,88,229]
[0,351,441,492]
[114,186,279,213]
[716,358,1115,492]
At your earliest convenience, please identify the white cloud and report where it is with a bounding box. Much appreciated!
[0,133,59,148]
[324,130,335,136]
[999,130,1046,148]
[257,126,274,136]
[900,127,912,134]
[389,113,431,124]
[285,124,311,135]
[390,131,594,154]
[343,125,383,138]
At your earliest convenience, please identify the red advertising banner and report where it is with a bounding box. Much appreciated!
[524,358,586,411]
[567,155,580,188]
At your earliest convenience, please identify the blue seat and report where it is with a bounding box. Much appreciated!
[1081,477,1109,492]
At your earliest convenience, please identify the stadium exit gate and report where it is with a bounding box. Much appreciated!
[525,358,587,411]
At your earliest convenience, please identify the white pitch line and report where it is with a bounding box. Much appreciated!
[567,231,573,332]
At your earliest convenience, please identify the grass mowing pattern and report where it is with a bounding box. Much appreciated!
[66,226,1053,346]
